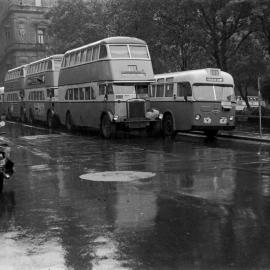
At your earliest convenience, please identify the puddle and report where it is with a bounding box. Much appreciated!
[79,171,155,182]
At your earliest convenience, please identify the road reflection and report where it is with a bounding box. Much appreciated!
[1,123,270,269]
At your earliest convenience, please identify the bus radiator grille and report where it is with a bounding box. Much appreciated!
[128,100,145,118]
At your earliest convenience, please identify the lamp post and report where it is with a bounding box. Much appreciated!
[258,76,262,137]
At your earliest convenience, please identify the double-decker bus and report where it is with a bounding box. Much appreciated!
[24,55,63,126]
[54,36,161,138]
[3,65,27,121]
[149,68,236,137]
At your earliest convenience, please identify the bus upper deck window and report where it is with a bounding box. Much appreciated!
[99,45,108,59]
[47,60,52,70]
[81,50,87,63]
[129,45,149,59]
[86,48,92,62]
[109,45,129,58]
[92,46,99,61]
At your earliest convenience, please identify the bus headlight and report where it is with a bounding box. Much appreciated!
[158,113,163,120]
[229,115,234,121]
[195,114,201,120]
[113,115,119,121]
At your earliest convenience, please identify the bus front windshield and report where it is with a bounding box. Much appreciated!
[193,84,235,102]
[112,83,136,94]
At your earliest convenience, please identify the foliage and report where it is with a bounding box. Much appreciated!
[46,0,107,53]
[46,0,270,101]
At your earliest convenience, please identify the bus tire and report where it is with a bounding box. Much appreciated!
[204,130,218,138]
[162,114,175,137]
[65,112,74,131]
[0,173,3,193]
[100,114,116,139]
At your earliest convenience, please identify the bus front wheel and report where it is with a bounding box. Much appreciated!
[100,114,116,139]
[162,114,176,137]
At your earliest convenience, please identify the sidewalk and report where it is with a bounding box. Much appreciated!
[219,129,270,142]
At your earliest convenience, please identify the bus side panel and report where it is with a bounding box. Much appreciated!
[54,101,105,130]
[150,100,193,131]
[174,101,193,131]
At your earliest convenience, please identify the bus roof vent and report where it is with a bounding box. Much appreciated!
[206,68,220,77]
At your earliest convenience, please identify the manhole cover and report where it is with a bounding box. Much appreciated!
[79,171,155,182]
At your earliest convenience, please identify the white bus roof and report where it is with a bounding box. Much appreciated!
[7,64,27,73]
[65,36,147,55]
[154,68,234,85]
[27,54,64,66]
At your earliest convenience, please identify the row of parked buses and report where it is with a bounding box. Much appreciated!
[0,36,236,138]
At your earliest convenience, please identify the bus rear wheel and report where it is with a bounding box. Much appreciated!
[162,114,176,137]
[100,114,116,139]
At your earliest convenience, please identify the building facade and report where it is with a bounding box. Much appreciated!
[0,0,58,85]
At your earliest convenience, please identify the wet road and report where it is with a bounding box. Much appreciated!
[1,122,270,270]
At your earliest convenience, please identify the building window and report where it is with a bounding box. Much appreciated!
[35,0,42,6]
[37,29,44,44]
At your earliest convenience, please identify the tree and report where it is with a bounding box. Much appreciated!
[46,0,107,53]
[229,36,267,108]
[191,0,254,71]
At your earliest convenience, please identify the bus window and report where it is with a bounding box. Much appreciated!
[74,88,79,100]
[177,82,192,98]
[79,88,84,100]
[193,84,234,101]
[99,85,106,95]
[70,54,76,66]
[68,89,73,100]
[99,45,107,59]
[86,48,92,62]
[107,84,113,95]
[129,45,149,59]
[92,46,99,61]
[85,87,91,100]
[65,90,68,100]
[75,52,81,64]
[90,87,96,99]
[109,45,129,58]
[151,85,156,97]
[214,85,235,102]
[156,79,164,97]
[81,50,87,63]
[47,60,52,70]
[165,78,174,97]
[136,84,148,98]
[65,55,71,67]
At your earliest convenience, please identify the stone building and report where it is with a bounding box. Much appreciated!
[0,0,58,85]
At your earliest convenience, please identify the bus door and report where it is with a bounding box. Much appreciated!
[174,81,193,130]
